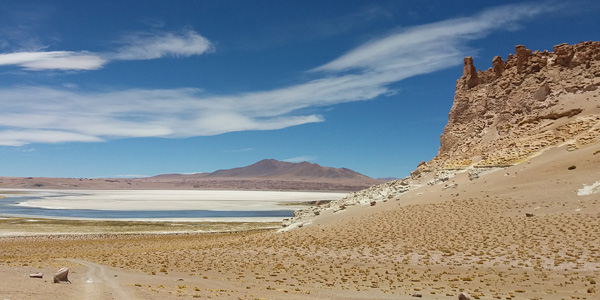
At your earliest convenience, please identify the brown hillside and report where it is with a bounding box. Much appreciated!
[0,159,382,192]
[208,159,372,180]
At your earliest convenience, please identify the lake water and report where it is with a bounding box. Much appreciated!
[0,189,345,222]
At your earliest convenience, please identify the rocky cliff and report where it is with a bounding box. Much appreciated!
[422,41,600,171]
[284,41,600,229]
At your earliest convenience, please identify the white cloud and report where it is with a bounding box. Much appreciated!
[0,51,106,70]
[109,30,214,60]
[283,156,317,163]
[313,3,554,73]
[0,129,103,146]
[0,29,213,71]
[0,3,554,146]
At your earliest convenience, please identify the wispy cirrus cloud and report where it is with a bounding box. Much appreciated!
[313,3,556,73]
[0,29,213,71]
[0,51,106,70]
[109,30,214,60]
[0,129,102,146]
[0,3,556,146]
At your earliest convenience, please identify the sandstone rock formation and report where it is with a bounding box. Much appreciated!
[284,41,600,228]
[431,41,600,170]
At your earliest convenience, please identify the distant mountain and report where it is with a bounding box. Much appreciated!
[208,159,374,180]
[0,159,382,192]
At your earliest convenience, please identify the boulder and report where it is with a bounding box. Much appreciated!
[53,267,70,283]
[533,84,551,101]
[583,84,597,91]
[458,292,471,300]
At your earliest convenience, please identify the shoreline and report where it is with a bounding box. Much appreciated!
[0,189,345,225]
[0,216,282,237]
[3,188,346,210]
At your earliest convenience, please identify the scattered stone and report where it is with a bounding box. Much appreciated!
[458,292,471,300]
[53,267,70,284]
[412,292,423,298]
[443,183,458,190]
[583,84,598,91]
[525,213,534,217]
[370,201,376,206]
[565,86,579,93]
[468,170,479,181]
[568,165,577,170]
[29,273,43,279]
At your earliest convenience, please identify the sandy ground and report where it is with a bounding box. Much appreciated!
[0,143,599,299]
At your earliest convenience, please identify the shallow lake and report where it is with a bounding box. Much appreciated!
[0,189,346,222]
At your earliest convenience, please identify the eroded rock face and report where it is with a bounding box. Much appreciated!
[435,41,600,169]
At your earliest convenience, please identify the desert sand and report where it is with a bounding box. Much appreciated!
[0,143,598,300]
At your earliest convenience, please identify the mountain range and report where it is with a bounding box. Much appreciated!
[0,159,383,191]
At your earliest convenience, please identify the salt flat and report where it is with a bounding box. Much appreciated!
[10,189,346,211]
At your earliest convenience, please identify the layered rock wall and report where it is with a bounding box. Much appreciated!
[426,41,600,170]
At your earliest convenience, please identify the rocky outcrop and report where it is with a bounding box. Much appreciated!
[433,41,600,169]
[283,42,600,229]
[463,56,478,89]
[283,178,420,227]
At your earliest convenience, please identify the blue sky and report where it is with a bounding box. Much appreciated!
[0,0,598,179]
